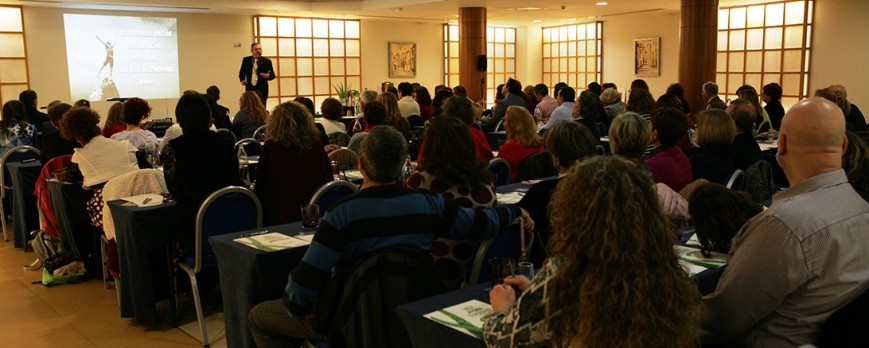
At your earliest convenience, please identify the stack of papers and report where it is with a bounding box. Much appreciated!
[674,245,729,269]
[121,193,165,207]
[496,192,524,204]
[424,299,493,339]
[234,232,312,252]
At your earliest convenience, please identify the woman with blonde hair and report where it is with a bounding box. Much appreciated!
[484,156,704,347]
[689,109,736,184]
[609,112,651,163]
[600,87,625,124]
[232,90,268,139]
[254,101,332,225]
[102,102,125,138]
[497,106,543,182]
[376,92,410,138]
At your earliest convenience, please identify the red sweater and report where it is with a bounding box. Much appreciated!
[497,140,544,182]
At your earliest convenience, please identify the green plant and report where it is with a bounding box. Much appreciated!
[333,82,353,100]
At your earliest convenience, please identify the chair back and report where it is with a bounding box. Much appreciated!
[516,150,557,182]
[724,169,745,190]
[216,128,237,144]
[327,132,350,147]
[756,120,772,135]
[1,145,40,193]
[595,122,608,139]
[407,115,424,128]
[328,148,358,171]
[494,120,505,132]
[487,158,511,187]
[234,138,262,157]
[743,160,777,203]
[191,186,261,273]
[308,180,358,215]
[252,125,267,142]
[816,287,869,347]
[467,223,524,286]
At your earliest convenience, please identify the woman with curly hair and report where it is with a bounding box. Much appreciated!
[233,90,268,139]
[405,116,494,289]
[111,97,159,159]
[688,183,763,257]
[254,102,332,225]
[484,156,704,347]
[626,88,656,116]
[101,102,125,138]
[497,106,543,182]
[376,91,410,138]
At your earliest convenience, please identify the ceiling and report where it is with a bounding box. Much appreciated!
[8,0,780,26]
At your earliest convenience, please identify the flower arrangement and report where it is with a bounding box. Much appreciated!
[333,82,360,106]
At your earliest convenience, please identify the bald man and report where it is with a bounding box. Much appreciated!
[702,98,869,347]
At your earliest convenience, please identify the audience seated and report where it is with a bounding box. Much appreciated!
[702,81,727,110]
[1,100,36,148]
[376,91,411,139]
[18,89,48,134]
[497,106,544,182]
[452,86,483,121]
[254,101,332,226]
[518,121,597,261]
[599,87,625,125]
[843,131,869,202]
[159,90,218,153]
[316,98,346,136]
[573,91,604,140]
[418,96,494,168]
[762,82,785,131]
[702,98,869,346]
[233,90,268,139]
[688,183,763,257]
[40,103,79,164]
[161,93,242,250]
[645,107,693,191]
[414,86,434,122]
[206,85,233,131]
[484,156,703,347]
[101,102,126,138]
[293,96,330,146]
[523,84,538,112]
[666,83,692,115]
[728,99,763,171]
[828,84,867,132]
[247,126,532,347]
[482,78,525,130]
[538,86,575,133]
[111,97,159,159]
[431,88,453,119]
[405,116,496,289]
[736,85,771,132]
[532,83,558,125]
[396,82,420,118]
[626,88,655,116]
[630,78,650,93]
[689,109,736,184]
[347,101,387,154]
[815,87,868,132]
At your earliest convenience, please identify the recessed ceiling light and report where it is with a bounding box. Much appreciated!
[532,19,542,23]
[596,1,608,5]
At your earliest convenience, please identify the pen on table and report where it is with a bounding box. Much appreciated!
[241,230,268,237]
[142,197,152,205]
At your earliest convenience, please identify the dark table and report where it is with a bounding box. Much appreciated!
[47,179,94,261]
[7,161,41,248]
[486,131,506,151]
[209,222,310,348]
[108,200,178,324]
[397,284,489,348]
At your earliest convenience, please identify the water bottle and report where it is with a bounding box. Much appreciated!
[402,155,414,180]
[237,146,250,186]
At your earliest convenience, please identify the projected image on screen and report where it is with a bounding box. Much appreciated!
[64,14,179,101]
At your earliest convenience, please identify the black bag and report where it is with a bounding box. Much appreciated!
[30,231,61,263]
[53,163,83,182]
[44,251,80,274]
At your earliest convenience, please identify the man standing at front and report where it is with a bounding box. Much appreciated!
[238,42,275,105]
[248,126,533,347]
[703,98,869,346]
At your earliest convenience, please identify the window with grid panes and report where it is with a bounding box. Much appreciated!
[254,16,361,113]
[0,6,28,107]
[717,1,813,110]
[542,22,603,91]
[443,25,516,106]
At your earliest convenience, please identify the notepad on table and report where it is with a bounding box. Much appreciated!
[121,193,164,207]
[424,299,493,339]
[293,233,315,243]
[234,232,309,252]
[674,245,728,269]
[496,192,524,204]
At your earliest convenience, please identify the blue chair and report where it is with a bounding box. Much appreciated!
[308,180,358,216]
[467,223,524,286]
[516,150,556,182]
[234,138,262,157]
[252,125,267,143]
[215,128,237,144]
[1,145,40,242]
[176,186,262,346]
[724,169,745,190]
[487,158,511,187]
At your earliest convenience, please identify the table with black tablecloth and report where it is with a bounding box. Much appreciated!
[7,161,41,248]
[209,222,310,348]
[486,131,506,151]
[397,284,489,348]
[46,179,93,258]
[107,200,178,324]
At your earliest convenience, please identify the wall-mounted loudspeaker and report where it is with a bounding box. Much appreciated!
[477,55,487,72]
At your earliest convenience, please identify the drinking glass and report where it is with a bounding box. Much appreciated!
[300,204,320,231]
[517,261,535,280]
[488,257,516,286]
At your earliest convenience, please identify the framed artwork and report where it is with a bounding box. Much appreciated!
[634,37,660,77]
[388,42,416,78]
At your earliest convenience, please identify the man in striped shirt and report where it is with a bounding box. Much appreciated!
[248,125,533,347]
[702,98,869,347]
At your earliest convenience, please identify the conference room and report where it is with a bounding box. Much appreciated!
[0,0,866,347]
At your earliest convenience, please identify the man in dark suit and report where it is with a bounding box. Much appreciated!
[238,43,275,105]
[19,89,49,133]
[702,81,727,111]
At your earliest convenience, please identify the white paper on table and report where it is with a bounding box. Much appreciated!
[684,233,701,247]
[674,245,729,269]
[234,232,309,252]
[496,192,524,204]
[121,193,165,207]
[679,260,708,276]
[293,233,315,243]
[343,170,363,181]
[424,299,493,339]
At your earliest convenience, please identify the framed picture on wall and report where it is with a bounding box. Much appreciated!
[388,42,416,78]
[634,37,660,77]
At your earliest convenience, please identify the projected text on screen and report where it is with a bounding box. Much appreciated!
[64,14,179,101]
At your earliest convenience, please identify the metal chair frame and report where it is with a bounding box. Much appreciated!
[1,145,40,242]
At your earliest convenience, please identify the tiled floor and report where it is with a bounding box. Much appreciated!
[0,228,225,347]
